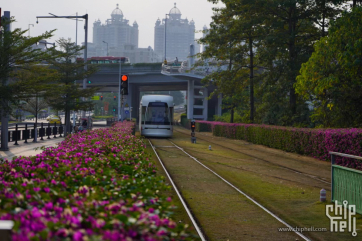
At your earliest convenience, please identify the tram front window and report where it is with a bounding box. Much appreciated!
[145,102,171,125]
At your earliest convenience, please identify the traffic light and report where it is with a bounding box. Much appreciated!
[113,106,116,112]
[121,75,129,95]
[191,120,196,132]
[100,96,103,101]
[114,96,116,101]
[87,80,91,84]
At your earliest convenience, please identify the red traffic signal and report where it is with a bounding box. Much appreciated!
[114,96,116,101]
[121,75,129,95]
[100,96,103,101]
[121,75,128,81]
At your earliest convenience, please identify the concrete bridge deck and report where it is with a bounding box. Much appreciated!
[79,63,222,121]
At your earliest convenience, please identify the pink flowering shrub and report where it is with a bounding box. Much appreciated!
[0,122,197,241]
[196,121,362,170]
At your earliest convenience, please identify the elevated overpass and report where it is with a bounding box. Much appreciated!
[81,63,222,120]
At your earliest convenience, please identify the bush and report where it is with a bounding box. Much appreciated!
[196,121,213,132]
[0,122,195,240]
[196,121,362,169]
[213,112,246,123]
[180,114,190,129]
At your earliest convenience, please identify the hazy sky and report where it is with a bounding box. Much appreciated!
[2,0,223,48]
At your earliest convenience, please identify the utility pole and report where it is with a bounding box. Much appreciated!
[0,10,11,151]
[118,59,122,121]
[73,12,81,129]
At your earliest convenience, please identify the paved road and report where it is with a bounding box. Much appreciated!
[0,137,65,161]
[0,124,107,161]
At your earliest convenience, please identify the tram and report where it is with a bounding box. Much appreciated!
[139,95,174,137]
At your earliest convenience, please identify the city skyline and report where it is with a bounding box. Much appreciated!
[2,0,224,49]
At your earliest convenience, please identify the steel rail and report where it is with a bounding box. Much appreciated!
[168,140,311,241]
[148,139,207,241]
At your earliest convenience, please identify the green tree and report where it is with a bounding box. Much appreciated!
[199,0,259,123]
[0,17,55,116]
[296,7,362,127]
[13,64,59,130]
[45,38,98,135]
[255,0,320,125]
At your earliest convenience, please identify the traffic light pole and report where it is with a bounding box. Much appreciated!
[118,59,122,121]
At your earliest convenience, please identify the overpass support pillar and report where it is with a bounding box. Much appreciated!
[217,94,222,116]
[187,79,194,119]
[193,86,208,120]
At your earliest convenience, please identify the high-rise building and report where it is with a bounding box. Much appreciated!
[92,4,139,58]
[202,25,208,52]
[154,3,196,61]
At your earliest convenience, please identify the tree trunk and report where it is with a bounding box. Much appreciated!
[230,105,234,123]
[34,96,38,142]
[288,4,297,116]
[249,36,254,123]
[321,0,326,37]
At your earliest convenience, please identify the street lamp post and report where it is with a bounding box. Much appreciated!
[48,12,83,129]
[103,41,109,56]
[28,24,34,37]
[36,13,89,131]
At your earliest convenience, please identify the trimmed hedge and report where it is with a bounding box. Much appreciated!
[0,122,195,240]
[196,122,212,132]
[180,114,190,129]
[196,120,362,169]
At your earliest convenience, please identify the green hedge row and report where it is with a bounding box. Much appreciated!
[195,121,362,165]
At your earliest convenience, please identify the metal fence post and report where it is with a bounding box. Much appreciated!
[40,123,44,140]
[32,123,37,142]
[47,123,51,139]
[53,122,57,138]
[24,124,28,143]
[14,124,19,145]
[331,154,335,201]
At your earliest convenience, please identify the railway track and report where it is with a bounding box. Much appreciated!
[174,128,331,187]
[148,138,311,241]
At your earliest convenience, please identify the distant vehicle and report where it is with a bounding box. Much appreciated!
[48,115,61,124]
[139,95,174,138]
[77,56,131,64]
[46,115,56,121]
